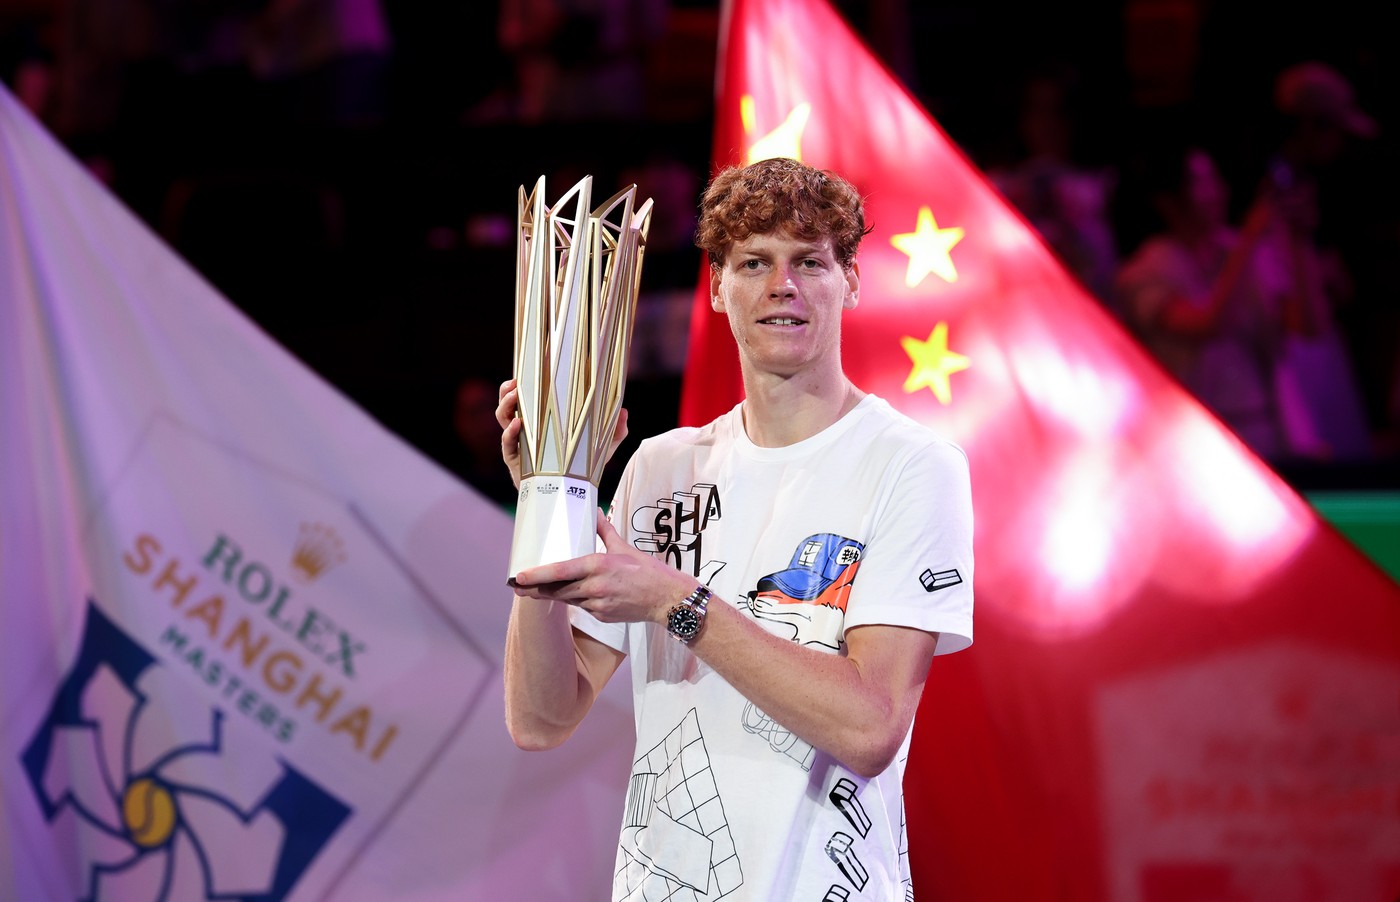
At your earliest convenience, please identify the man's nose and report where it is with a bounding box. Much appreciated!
[767,267,797,296]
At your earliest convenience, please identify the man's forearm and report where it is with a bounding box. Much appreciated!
[686,596,937,778]
[503,596,593,750]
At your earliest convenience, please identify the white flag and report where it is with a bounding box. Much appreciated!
[0,84,631,901]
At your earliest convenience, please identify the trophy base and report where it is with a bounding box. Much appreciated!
[507,475,598,584]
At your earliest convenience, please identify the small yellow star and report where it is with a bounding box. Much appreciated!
[742,95,811,163]
[890,207,964,287]
[901,322,970,404]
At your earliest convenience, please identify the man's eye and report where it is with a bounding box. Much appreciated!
[741,259,763,270]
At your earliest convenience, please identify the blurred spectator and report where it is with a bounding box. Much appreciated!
[1,18,122,187]
[618,150,702,379]
[451,374,520,509]
[83,0,394,138]
[988,64,1120,302]
[246,0,393,128]
[41,0,158,145]
[617,150,699,263]
[466,0,669,124]
[1113,139,1298,460]
[1251,60,1377,462]
[0,21,56,123]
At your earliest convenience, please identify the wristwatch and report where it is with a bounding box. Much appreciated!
[666,585,712,643]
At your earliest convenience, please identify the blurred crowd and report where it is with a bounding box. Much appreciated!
[2,0,1396,495]
[992,58,1400,475]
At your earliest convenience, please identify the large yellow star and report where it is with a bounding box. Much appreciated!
[901,322,970,404]
[890,207,964,287]
[742,95,811,163]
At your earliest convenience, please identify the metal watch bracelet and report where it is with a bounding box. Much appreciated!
[666,584,711,642]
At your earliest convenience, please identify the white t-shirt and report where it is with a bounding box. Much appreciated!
[571,395,974,901]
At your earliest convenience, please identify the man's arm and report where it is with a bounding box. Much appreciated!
[496,378,630,751]
[511,511,938,778]
[503,596,625,750]
[693,600,938,778]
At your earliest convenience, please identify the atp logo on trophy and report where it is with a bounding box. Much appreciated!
[508,175,653,580]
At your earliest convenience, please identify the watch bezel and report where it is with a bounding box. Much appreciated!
[666,585,710,642]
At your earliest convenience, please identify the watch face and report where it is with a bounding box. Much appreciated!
[668,605,701,640]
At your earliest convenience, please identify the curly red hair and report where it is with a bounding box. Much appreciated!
[694,158,870,271]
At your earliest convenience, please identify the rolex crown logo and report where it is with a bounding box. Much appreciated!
[292,522,346,583]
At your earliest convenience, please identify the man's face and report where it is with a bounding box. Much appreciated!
[710,229,859,379]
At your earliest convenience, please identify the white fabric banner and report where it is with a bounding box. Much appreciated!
[0,84,631,901]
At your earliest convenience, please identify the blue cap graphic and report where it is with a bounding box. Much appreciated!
[757,534,864,600]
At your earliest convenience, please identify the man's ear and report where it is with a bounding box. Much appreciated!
[710,269,725,310]
[844,261,861,310]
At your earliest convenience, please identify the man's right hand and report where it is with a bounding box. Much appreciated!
[496,378,525,489]
[496,377,631,490]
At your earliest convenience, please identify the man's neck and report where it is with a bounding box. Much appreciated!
[739,370,864,448]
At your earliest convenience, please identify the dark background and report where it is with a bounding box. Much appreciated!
[3,0,1397,501]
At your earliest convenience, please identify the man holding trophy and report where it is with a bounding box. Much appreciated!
[497,157,974,900]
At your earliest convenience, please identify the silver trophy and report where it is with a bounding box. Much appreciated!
[508,175,653,582]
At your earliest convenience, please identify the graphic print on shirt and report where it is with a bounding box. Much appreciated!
[737,533,866,774]
[614,708,743,900]
[740,700,816,770]
[629,482,727,583]
[743,533,864,651]
[820,759,914,900]
[625,484,891,895]
[826,777,873,893]
[897,765,913,900]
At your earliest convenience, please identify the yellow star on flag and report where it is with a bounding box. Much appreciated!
[742,95,811,163]
[901,322,970,404]
[890,206,964,287]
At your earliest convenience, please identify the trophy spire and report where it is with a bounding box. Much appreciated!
[508,175,653,579]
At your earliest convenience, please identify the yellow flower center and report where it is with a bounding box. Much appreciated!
[122,777,177,848]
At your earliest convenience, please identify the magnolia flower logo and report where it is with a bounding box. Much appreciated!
[23,602,349,901]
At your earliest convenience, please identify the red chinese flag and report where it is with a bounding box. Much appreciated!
[681,0,1400,898]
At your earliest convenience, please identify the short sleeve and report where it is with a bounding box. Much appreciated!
[843,437,974,655]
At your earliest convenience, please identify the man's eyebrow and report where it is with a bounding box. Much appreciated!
[747,239,833,256]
